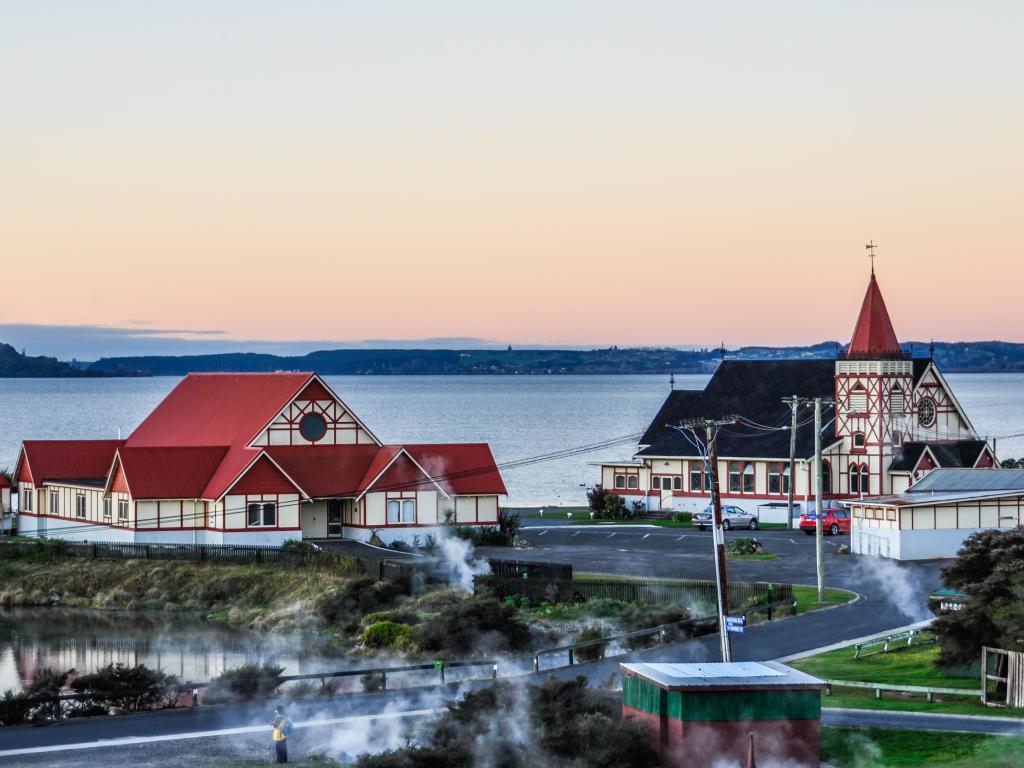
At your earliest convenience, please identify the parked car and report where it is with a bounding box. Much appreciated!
[799,507,851,536]
[693,505,759,531]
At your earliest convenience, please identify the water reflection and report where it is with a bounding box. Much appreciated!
[0,608,344,693]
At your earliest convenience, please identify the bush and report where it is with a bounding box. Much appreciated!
[361,672,386,693]
[71,663,182,712]
[363,609,421,627]
[587,485,609,515]
[363,621,415,650]
[574,625,607,662]
[318,576,412,632]
[0,690,32,726]
[416,598,531,656]
[205,663,285,703]
[287,680,319,699]
[497,509,521,539]
[619,605,691,649]
[447,524,510,547]
[603,494,627,520]
[672,512,692,524]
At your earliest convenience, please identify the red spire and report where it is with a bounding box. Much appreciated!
[847,272,903,359]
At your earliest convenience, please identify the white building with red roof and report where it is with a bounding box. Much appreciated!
[13,373,506,545]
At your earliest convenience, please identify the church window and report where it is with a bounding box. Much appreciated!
[690,463,704,492]
[626,475,638,490]
[891,387,904,416]
[652,476,661,490]
[614,474,625,489]
[860,464,870,495]
[729,463,742,493]
[849,464,860,494]
[918,397,937,428]
[821,460,832,494]
[768,463,790,495]
[673,476,682,491]
[849,384,868,413]
[853,432,865,449]
[743,463,755,493]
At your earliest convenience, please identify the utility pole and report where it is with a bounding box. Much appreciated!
[681,416,738,662]
[814,397,825,603]
[782,396,807,528]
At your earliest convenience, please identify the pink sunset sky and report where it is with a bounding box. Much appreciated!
[3,2,1023,352]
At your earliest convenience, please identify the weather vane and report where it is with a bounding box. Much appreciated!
[865,240,878,275]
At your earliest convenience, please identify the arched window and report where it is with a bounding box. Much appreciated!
[849,463,860,494]
[849,383,868,413]
[783,464,791,494]
[853,432,866,449]
[820,460,832,495]
[860,464,870,495]
[743,463,755,493]
[614,474,625,489]
[626,475,638,490]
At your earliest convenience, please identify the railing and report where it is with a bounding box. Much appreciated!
[825,679,982,702]
[0,539,354,568]
[853,629,934,659]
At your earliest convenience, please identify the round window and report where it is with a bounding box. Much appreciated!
[918,398,936,428]
[299,412,328,442]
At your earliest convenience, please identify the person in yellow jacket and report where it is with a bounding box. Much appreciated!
[271,705,293,763]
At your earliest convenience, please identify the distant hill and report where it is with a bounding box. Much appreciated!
[83,340,1024,376]
[0,343,108,378]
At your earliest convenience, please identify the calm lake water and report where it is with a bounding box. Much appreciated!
[1,374,1023,507]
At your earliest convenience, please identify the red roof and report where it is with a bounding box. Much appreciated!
[114,446,229,499]
[266,445,382,497]
[18,440,123,486]
[848,273,903,360]
[405,444,508,496]
[126,373,315,447]
[0,475,11,489]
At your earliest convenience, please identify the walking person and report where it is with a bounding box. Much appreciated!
[271,705,293,763]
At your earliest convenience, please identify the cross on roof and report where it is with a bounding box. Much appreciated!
[865,240,878,275]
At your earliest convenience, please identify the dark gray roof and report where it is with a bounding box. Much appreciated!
[638,360,836,460]
[908,468,1024,494]
[620,661,825,690]
[889,441,988,472]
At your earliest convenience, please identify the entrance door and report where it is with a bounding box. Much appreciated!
[327,500,343,537]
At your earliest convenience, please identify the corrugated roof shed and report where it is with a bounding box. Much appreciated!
[909,468,1024,493]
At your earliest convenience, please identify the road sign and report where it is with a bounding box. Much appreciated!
[726,616,745,634]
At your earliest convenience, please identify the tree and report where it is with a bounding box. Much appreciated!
[587,485,609,515]
[933,528,1024,667]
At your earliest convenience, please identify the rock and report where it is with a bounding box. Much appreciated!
[512,535,532,550]
[836,544,850,555]
[48,592,61,606]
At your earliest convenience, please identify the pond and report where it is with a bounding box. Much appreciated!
[0,607,348,694]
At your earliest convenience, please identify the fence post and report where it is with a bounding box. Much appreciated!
[438,663,445,685]
[533,655,540,673]
[91,543,97,559]
[381,672,387,691]
[145,546,150,560]
[491,664,498,680]
[192,687,199,707]
[568,648,574,666]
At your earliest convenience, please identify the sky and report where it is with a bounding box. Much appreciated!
[3,1,1023,358]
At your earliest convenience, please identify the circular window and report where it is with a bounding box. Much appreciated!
[299,412,328,442]
[918,398,936,428]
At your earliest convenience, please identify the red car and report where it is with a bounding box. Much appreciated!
[799,507,851,536]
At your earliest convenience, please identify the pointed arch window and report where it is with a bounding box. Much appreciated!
[820,460,832,495]
[860,464,870,495]
[849,463,860,494]
[890,385,904,417]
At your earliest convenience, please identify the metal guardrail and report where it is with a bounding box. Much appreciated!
[826,679,982,702]
[853,629,934,659]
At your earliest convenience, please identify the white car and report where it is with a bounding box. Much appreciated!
[692,505,759,531]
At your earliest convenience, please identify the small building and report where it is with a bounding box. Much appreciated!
[621,661,826,768]
[595,268,996,520]
[849,468,1024,560]
[13,372,506,546]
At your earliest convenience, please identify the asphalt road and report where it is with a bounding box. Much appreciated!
[0,526,963,765]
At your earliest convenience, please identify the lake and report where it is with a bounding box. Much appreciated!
[1,373,1023,507]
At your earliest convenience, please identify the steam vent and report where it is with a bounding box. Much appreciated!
[620,661,826,767]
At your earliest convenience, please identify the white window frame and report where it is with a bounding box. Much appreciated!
[49,491,59,516]
[103,498,112,520]
[386,498,416,524]
[118,499,129,523]
[22,487,33,512]
[614,474,625,489]
[75,494,87,519]
[247,501,277,527]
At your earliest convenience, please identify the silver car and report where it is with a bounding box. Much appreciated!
[693,505,759,531]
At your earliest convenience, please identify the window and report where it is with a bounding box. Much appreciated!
[76,494,86,519]
[299,412,328,442]
[821,460,832,494]
[890,387,904,416]
[626,476,638,490]
[49,492,59,517]
[652,476,661,490]
[853,432,865,449]
[768,463,791,495]
[849,464,860,494]
[918,397,937,428]
[860,464,870,495]
[327,500,343,536]
[743,463,755,493]
[690,463,704,493]
[22,488,32,512]
[729,463,742,493]
[614,474,625,489]
[118,500,129,523]
[387,499,416,524]
[849,384,868,413]
[247,502,277,527]
[673,476,682,491]
[103,498,112,519]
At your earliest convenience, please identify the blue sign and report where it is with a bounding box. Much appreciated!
[726,616,746,634]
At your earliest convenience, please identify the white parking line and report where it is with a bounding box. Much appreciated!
[572,531,580,537]
[0,708,442,757]
[537,530,548,536]
[675,535,686,541]
[641,533,651,540]
[607,532,616,538]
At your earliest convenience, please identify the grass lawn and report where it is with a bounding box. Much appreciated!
[727,552,779,560]
[822,728,1024,767]
[792,584,857,615]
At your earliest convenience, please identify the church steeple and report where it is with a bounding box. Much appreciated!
[847,270,903,360]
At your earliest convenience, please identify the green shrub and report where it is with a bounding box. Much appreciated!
[361,672,386,693]
[317,576,412,632]
[204,663,285,703]
[574,625,607,662]
[287,680,319,699]
[416,598,531,656]
[672,512,692,524]
[363,609,421,627]
[0,690,32,726]
[498,509,521,539]
[71,663,182,712]
[363,621,415,650]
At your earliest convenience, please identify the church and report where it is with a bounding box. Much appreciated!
[596,266,997,523]
[13,373,506,545]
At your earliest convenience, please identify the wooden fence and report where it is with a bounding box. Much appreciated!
[0,539,353,569]
[476,573,790,610]
[488,558,573,581]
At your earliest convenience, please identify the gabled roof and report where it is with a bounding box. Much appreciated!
[356,448,449,500]
[889,441,989,473]
[111,446,230,500]
[17,440,124,486]
[404,444,508,496]
[0,475,10,489]
[638,360,836,460]
[847,272,903,360]
[126,373,315,447]
[265,445,382,498]
[908,468,1024,494]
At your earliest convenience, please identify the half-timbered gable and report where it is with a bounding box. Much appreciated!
[251,377,380,448]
